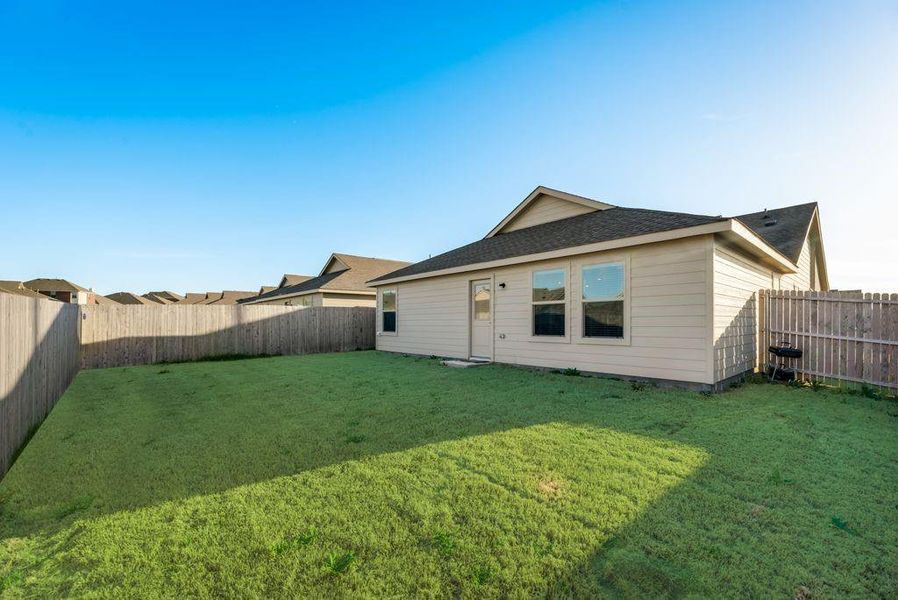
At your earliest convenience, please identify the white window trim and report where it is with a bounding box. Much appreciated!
[380,288,398,336]
[574,255,631,346]
[529,265,570,343]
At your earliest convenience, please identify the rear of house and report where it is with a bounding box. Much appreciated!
[369,187,827,389]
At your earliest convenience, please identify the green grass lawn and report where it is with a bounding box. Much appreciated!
[1,352,896,598]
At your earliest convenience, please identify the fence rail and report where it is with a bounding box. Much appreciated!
[0,295,81,477]
[759,290,898,391]
[80,305,375,369]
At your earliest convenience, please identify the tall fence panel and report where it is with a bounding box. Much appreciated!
[759,290,898,391]
[0,295,81,477]
[79,305,375,369]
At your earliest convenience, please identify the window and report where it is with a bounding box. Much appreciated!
[285,296,312,307]
[382,289,397,333]
[582,262,625,338]
[532,268,565,336]
[473,283,490,320]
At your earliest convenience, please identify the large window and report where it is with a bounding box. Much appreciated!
[382,289,397,333]
[532,268,565,336]
[582,262,625,338]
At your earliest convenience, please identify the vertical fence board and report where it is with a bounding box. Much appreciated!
[0,295,81,478]
[79,305,375,369]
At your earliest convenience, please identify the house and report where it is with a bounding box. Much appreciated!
[241,253,411,307]
[107,292,157,305]
[258,285,276,295]
[0,280,57,300]
[143,291,184,304]
[23,278,104,305]
[368,186,828,390]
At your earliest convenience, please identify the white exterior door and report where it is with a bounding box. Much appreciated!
[470,279,492,360]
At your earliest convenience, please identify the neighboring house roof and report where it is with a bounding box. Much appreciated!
[0,280,57,300]
[278,274,313,288]
[242,254,411,304]
[92,294,117,305]
[258,285,276,295]
[207,290,256,305]
[142,293,173,304]
[107,292,156,305]
[200,292,223,304]
[370,187,819,285]
[23,278,90,293]
[179,293,207,304]
[144,291,184,303]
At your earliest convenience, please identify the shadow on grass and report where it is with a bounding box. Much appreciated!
[1,352,896,596]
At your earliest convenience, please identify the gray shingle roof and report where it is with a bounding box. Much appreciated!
[735,202,817,263]
[370,202,817,283]
[369,207,726,283]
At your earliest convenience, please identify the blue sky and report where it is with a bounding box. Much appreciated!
[2,1,896,294]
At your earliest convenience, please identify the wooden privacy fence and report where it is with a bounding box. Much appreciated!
[80,305,376,369]
[759,290,898,391]
[0,294,81,477]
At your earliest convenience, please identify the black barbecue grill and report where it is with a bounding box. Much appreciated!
[768,341,803,381]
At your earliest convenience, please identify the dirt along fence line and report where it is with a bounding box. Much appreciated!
[0,294,81,477]
[759,289,898,392]
[79,305,376,369]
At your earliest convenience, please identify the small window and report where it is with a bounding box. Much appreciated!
[532,269,565,336]
[382,289,397,333]
[473,283,490,320]
[582,262,625,338]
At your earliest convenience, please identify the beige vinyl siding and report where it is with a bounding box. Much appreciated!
[377,278,470,358]
[712,232,819,381]
[779,236,813,290]
[320,293,376,308]
[377,236,714,384]
[713,241,772,380]
[501,195,597,233]
[253,292,323,307]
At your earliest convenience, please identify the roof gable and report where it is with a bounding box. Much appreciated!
[486,186,614,238]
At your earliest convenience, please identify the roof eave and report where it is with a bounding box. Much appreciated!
[728,219,800,272]
[371,219,799,287]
